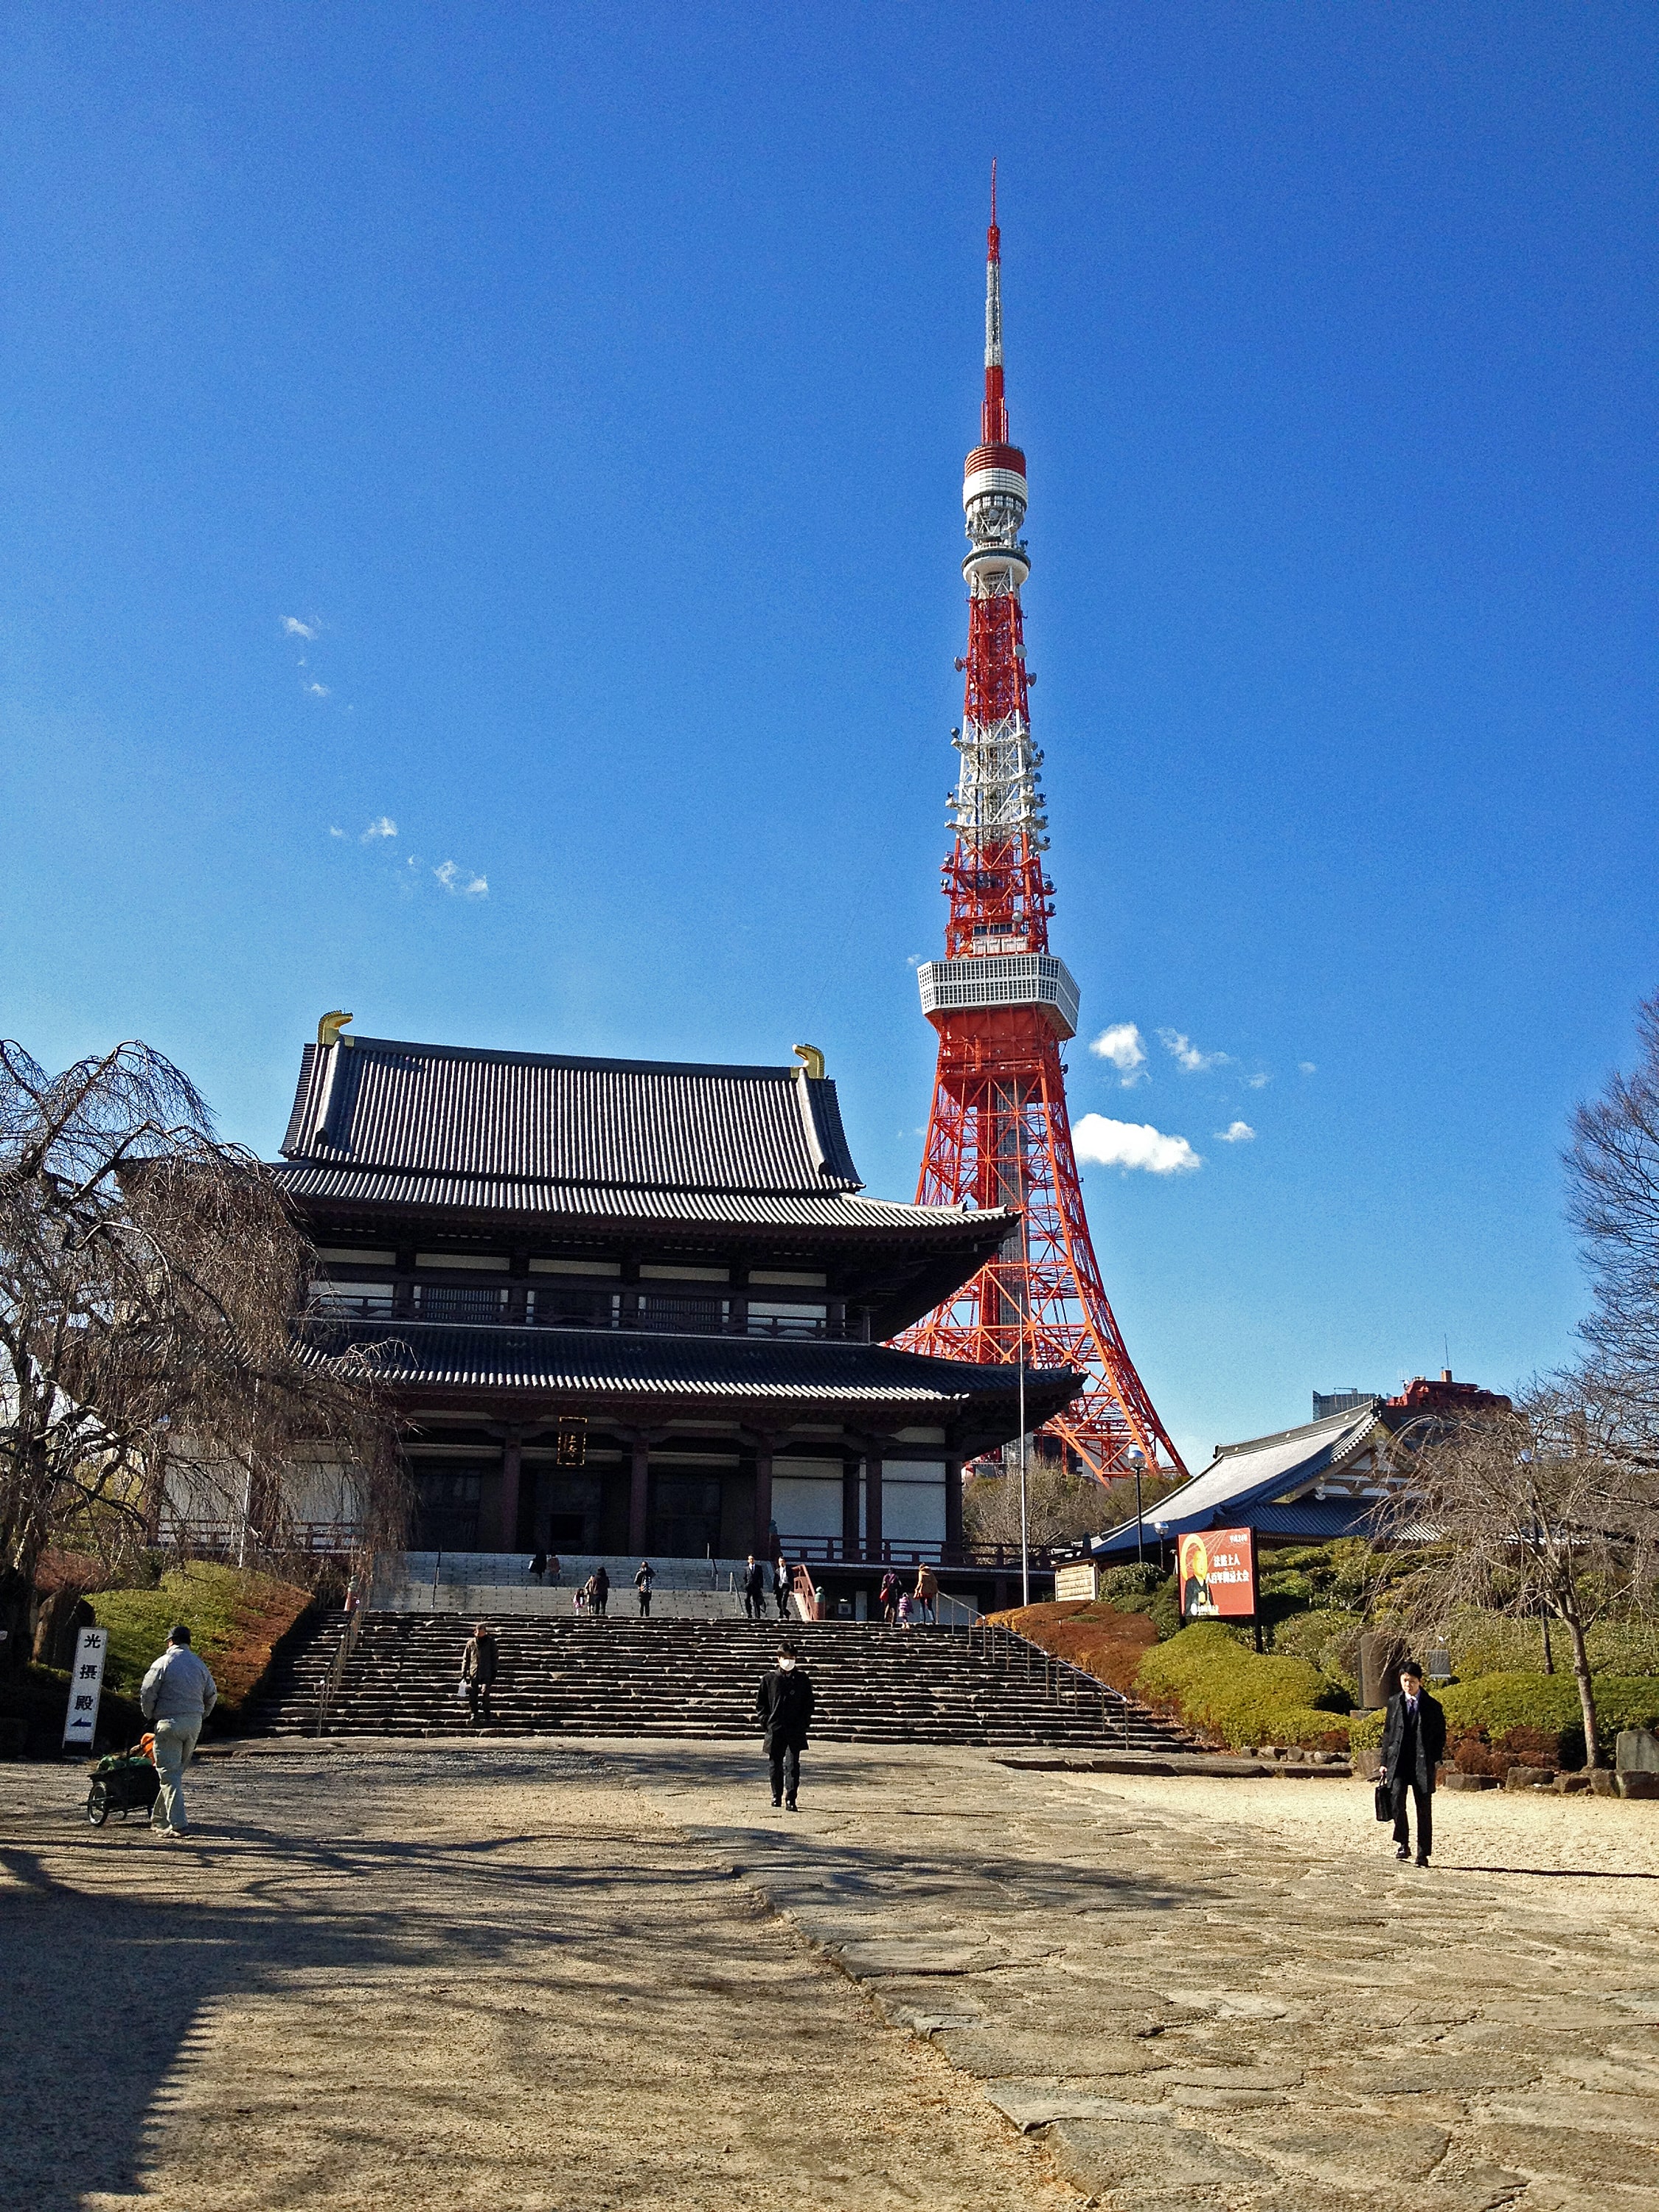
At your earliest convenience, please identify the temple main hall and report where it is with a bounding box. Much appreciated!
[276,1025,1079,1581]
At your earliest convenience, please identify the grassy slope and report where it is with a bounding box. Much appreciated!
[92,1563,312,1717]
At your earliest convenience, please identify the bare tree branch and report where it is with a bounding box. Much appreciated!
[1374,1381,1659,1767]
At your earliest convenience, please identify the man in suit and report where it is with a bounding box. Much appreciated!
[1380,1658,1447,1866]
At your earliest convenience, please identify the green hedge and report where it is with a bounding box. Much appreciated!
[1442,1672,1659,1741]
[1135,1623,1351,1748]
[1350,1672,1659,1765]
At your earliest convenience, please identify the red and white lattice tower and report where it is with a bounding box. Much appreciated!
[902,173,1186,1484]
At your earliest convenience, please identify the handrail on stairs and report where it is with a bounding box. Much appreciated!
[315,1550,375,1736]
[789,1563,821,1621]
[961,1617,1135,1752]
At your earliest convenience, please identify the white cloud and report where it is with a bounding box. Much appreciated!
[434,860,488,898]
[328,825,346,840]
[1245,1071,1271,1090]
[1157,1027,1231,1073]
[360,816,397,842]
[306,681,330,699]
[1090,1023,1148,1084]
[1074,1113,1201,1176]
[1215,1120,1256,1144]
[283,616,317,639]
[1298,1061,1318,1076]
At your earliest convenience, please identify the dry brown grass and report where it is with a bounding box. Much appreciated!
[987,1598,1159,1695]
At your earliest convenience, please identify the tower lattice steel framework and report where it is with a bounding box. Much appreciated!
[902,175,1186,1484]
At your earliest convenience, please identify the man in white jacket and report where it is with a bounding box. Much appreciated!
[139,1624,218,1837]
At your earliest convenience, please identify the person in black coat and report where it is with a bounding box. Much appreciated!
[1380,1658,1447,1865]
[591,1565,610,1617]
[742,1554,768,1621]
[755,1638,815,1811]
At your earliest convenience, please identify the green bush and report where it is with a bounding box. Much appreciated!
[1586,1620,1659,1675]
[1097,1562,1161,1607]
[1441,1672,1659,1742]
[1349,1708,1384,1755]
[1268,1608,1362,1662]
[1447,1611,1554,1679]
[1144,1573,1181,1642]
[1444,1610,1659,1683]
[1350,1673,1659,1770]
[1135,1623,1351,1748]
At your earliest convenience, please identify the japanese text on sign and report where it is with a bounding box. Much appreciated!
[62,1627,108,1748]
[1178,1528,1258,1621]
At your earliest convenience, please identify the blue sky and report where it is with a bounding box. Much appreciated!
[3,4,1655,1467]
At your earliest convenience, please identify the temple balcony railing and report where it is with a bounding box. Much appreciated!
[779,1535,1061,1571]
[307,1288,858,1340]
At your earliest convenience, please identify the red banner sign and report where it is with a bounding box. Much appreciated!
[1178,1528,1258,1621]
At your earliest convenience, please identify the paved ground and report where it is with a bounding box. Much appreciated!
[3,1739,1658,2211]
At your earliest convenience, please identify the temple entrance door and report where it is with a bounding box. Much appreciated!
[649,1475,723,1559]
[411,1469,483,1549]
[532,1471,602,1553]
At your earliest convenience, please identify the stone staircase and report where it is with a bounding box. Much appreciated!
[372,1551,757,1619]
[240,1613,1196,1754]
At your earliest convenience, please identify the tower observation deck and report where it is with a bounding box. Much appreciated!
[901,173,1186,1485]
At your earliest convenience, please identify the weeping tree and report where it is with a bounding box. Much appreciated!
[0,1038,402,1671]
[1374,1385,1659,1768]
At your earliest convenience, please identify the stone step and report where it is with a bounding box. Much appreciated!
[237,1611,1194,1756]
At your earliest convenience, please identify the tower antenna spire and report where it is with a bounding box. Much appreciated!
[904,191,1186,1489]
[983,161,1006,444]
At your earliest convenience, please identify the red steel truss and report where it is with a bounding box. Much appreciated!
[900,178,1186,1484]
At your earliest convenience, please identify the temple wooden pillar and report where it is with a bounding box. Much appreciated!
[628,1435,650,1554]
[498,1427,523,1552]
[752,1438,775,1557]
[944,1452,964,1560]
[863,1445,884,1562]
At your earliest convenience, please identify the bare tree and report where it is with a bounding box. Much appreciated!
[1567,990,1659,1421]
[0,1039,400,1669]
[1374,1385,1659,1767]
[964,1455,1180,1553]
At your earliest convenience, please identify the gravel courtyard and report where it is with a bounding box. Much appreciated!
[2,1739,1657,2211]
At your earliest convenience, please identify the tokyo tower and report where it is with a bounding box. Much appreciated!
[902,173,1187,1484]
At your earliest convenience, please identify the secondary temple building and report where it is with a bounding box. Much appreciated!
[276,1026,1079,1576]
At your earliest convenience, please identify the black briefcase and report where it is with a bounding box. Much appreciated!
[1374,1773,1393,1822]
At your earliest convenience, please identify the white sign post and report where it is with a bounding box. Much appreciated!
[62,1626,109,1751]
[1054,1561,1099,1604]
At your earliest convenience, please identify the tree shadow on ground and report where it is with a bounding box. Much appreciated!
[0,1770,734,2212]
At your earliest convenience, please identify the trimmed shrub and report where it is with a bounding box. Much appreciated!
[1144,1574,1181,1643]
[1268,1609,1362,1663]
[1135,1623,1351,1749]
[1351,1672,1659,1774]
[1586,1621,1659,1675]
[986,1599,1160,1697]
[1447,1611,1554,1680]
[1098,1562,1161,1607]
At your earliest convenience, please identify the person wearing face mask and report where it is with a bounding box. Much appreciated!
[755,1637,815,1811]
[1380,1658,1447,1867]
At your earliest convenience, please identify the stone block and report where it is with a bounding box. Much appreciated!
[1440,1771,1498,1792]
[1616,1770,1659,1801]
[1590,1768,1616,1796]
[1554,1772,1592,1794]
[1504,1764,1556,1790]
[1615,1727,1659,1774]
